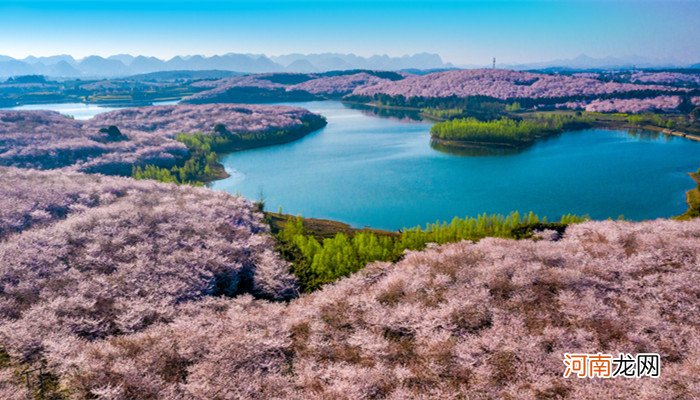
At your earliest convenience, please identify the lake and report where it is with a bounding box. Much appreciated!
[3,101,179,120]
[211,101,700,230]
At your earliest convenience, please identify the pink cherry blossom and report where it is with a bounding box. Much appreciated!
[352,69,681,100]
[1,167,698,399]
[629,71,700,85]
[583,95,682,113]
[185,72,396,102]
[0,104,322,175]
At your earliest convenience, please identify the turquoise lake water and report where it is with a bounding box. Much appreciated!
[211,101,700,230]
[9,100,697,230]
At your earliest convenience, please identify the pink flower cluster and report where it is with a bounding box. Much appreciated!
[78,80,168,92]
[0,167,296,358]
[629,71,700,85]
[188,74,284,94]
[555,101,586,110]
[584,95,682,113]
[2,168,698,399]
[352,69,680,100]
[692,96,700,107]
[289,73,387,95]
[88,103,317,137]
[186,72,395,101]
[0,167,145,239]
[571,72,601,79]
[0,104,321,174]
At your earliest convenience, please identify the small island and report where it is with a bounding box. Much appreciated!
[429,114,593,149]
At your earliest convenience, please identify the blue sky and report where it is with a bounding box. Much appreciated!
[1,0,699,65]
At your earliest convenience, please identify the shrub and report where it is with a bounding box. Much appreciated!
[278,212,587,292]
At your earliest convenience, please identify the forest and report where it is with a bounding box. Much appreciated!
[274,212,586,292]
[681,168,700,219]
[429,113,594,147]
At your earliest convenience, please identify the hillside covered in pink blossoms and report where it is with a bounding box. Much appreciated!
[562,95,684,113]
[1,167,699,399]
[352,69,672,99]
[183,69,700,114]
[184,70,404,103]
[0,168,296,377]
[0,104,323,175]
[88,103,320,137]
[628,71,700,86]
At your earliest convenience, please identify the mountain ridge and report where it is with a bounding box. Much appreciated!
[0,52,450,78]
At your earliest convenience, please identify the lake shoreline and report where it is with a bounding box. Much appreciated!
[195,116,328,184]
[6,100,697,226]
[210,101,700,229]
[352,102,700,219]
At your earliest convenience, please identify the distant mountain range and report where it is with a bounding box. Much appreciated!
[1,52,697,79]
[497,54,698,71]
[0,53,452,78]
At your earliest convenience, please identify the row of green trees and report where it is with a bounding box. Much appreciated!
[420,107,464,120]
[346,94,508,121]
[430,117,557,146]
[132,130,222,185]
[626,113,688,130]
[680,168,700,219]
[430,113,594,147]
[276,212,587,292]
[132,150,219,186]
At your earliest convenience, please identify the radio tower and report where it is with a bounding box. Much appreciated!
[492,57,496,69]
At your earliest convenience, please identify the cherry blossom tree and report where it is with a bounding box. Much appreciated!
[352,69,682,100]
[1,168,698,400]
[0,104,323,175]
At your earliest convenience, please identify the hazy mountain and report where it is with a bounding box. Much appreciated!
[183,54,280,72]
[128,70,243,81]
[108,54,136,65]
[502,54,687,70]
[23,55,77,66]
[272,54,353,71]
[163,56,190,71]
[285,59,319,73]
[130,56,167,74]
[46,60,81,77]
[270,52,449,71]
[0,60,35,77]
[1,52,695,78]
[0,52,452,78]
[78,56,132,77]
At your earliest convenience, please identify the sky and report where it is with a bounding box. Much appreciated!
[1,0,699,65]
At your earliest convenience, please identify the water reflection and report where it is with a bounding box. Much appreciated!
[342,102,423,122]
[625,129,675,142]
[430,140,524,157]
